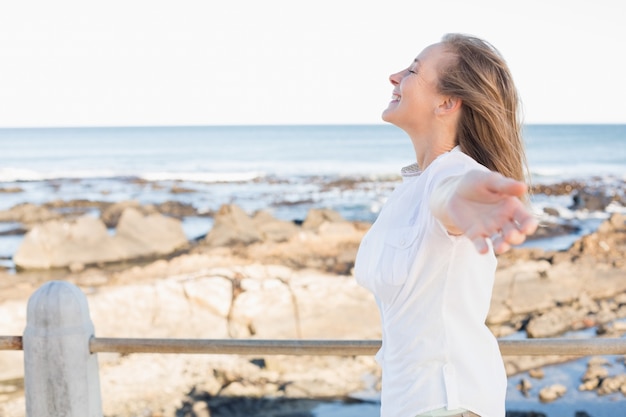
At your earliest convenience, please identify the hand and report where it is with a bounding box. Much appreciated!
[446,170,538,254]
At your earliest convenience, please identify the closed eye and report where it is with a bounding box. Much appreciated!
[408,69,417,75]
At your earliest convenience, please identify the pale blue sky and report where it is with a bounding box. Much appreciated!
[0,0,623,127]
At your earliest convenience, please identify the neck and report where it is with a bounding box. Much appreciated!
[408,129,457,170]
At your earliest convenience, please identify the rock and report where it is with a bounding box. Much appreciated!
[301,208,344,231]
[0,187,23,193]
[13,209,188,270]
[156,200,199,219]
[205,204,262,247]
[571,188,612,211]
[229,276,298,338]
[517,378,532,396]
[0,203,60,225]
[542,206,560,217]
[43,199,107,218]
[252,210,298,242]
[88,276,232,339]
[568,214,626,265]
[13,215,117,269]
[531,181,583,196]
[526,306,581,338]
[528,368,545,379]
[100,200,157,227]
[538,384,567,402]
[597,373,626,395]
[115,208,188,258]
[578,360,609,392]
[191,401,211,417]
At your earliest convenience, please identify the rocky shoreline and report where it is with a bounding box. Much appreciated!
[0,177,625,416]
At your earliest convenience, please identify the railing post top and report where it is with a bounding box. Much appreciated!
[26,280,93,334]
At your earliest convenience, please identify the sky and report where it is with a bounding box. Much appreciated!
[0,0,624,128]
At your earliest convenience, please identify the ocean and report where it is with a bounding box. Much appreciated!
[1,124,625,416]
[1,124,624,259]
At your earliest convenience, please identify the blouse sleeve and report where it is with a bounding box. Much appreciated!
[423,149,490,238]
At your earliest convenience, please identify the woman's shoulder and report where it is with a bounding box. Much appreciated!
[428,146,488,178]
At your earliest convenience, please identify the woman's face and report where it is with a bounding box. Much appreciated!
[382,43,452,132]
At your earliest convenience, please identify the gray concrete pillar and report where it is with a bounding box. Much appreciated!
[23,280,102,417]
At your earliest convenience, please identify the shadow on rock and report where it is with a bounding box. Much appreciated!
[176,389,322,417]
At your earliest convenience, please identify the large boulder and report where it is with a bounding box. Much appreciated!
[13,215,118,269]
[252,210,299,242]
[13,208,188,270]
[204,204,263,247]
[115,208,188,258]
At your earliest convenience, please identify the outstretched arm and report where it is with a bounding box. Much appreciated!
[429,170,538,254]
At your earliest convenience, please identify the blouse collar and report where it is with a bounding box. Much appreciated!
[400,146,461,178]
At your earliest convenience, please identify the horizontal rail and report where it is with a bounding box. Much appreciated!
[2,335,626,356]
[0,336,22,351]
[91,338,379,356]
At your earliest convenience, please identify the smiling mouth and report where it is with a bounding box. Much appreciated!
[391,93,401,101]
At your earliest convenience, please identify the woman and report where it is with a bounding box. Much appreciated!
[354,34,537,417]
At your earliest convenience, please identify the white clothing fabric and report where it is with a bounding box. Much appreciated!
[354,147,506,417]
[415,407,471,416]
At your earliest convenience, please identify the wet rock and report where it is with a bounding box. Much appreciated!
[170,185,197,194]
[571,188,613,211]
[43,199,107,216]
[538,383,566,402]
[517,378,532,396]
[156,201,200,219]
[568,213,626,267]
[578,358,609,392]
[0,187,23,193]
[531,181,583,196]
[597,373,626,395]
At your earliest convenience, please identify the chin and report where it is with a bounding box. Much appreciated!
[381,109,394,123]
[381,111,400,127]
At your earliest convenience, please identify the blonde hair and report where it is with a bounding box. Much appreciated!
[438,33,529,183]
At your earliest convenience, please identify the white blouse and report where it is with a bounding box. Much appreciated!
[354,147,506,417]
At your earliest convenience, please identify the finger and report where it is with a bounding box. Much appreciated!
[486,174,528,198]
[494,239,511,254]
[472,236,490,254]
[513,209,539,235]
[465,223,493,254]
[487,231,510,254]
[501,222,526,245]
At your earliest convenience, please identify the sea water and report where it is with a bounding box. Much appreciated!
[1,124,625,214]
[1,124,624,245]
[2,124,625,182]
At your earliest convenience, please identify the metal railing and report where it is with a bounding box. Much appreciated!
[2,334,626,356]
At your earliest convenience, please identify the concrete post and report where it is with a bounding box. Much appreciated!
[23,280,102,417]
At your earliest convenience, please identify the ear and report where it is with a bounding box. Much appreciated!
[435,96,462,116]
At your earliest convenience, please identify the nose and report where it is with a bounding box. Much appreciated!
[389,69,404,86]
